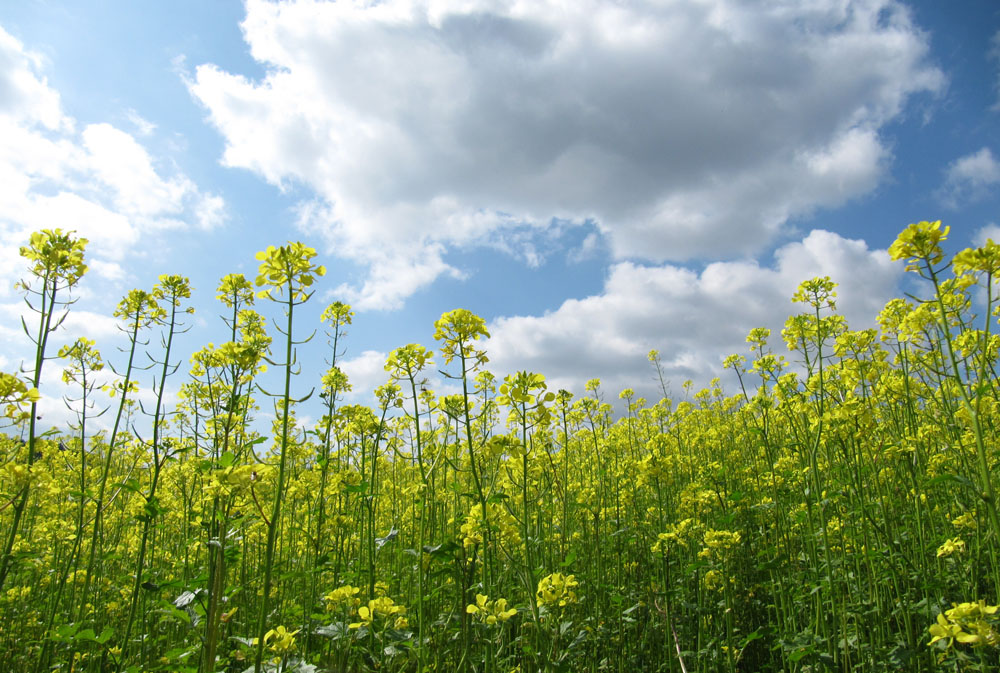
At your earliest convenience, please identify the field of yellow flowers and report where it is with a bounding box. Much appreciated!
[1,221,999,672]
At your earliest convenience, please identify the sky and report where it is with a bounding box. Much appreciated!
[0,0,998,433]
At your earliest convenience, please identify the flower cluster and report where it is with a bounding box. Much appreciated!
[466,594,517,625]
[324,585,362,614]
[349,596,407,630]
[936,537,966,558]
[263,625,298,654]
[460,503,521,552]
[698,529,742,561]
[536,573,578,609]
[928,601,999,649]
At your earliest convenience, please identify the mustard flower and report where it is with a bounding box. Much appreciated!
[936,538,966,558]
[263,625,298,653]
[536,573,579,608]
[467,594,518,625]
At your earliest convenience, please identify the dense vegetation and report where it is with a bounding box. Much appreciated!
[1,221,999,672]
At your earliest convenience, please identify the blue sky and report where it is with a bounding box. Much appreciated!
[0,0,998,431]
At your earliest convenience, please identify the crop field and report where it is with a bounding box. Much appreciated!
[1,221,999,673]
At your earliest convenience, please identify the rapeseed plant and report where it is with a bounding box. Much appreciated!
[3,222,1000,672]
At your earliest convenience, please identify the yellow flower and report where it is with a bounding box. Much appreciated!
[702,570,725,592]
[466,594,517,625]
[536,573,579,609]
[263,625,298,653]
[951,512,976,530]
[254,242,326,301]
[348,605,372,630]
[928,601,1000,649]
[936,538,966,558]
[928,613,963,647]
[324,585,361,612]
[888,220,949,271]
[18,228,89,285]
[349,596,406,629]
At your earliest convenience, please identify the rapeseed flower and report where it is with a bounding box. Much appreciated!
[536,573,578,608]
[467,594,517,625]
[263,625,298,653]
[936,538,965,558]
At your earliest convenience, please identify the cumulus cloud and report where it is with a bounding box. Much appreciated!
[190,0,942,309]
[0,24,227,293]
[939,147,1000,208]
[339,349,390,402]
[975,222,1000,246]
[485,230,901,401]
[0,27,67,131]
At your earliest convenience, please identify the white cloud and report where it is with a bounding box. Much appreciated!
[190,0,942,309]
[0,26,67,130]
[339,349,390,401]
[82,123,195,217]
[568,231,602,264]
[975,223,1000,246]
[338,347,463,405]
[485,230,900,401]
[125,108,157,137]
[940,147,1000,208]
[61,310,122,341]
[195,193,227,230]
[89,259,127,281]
[0,24,226,293]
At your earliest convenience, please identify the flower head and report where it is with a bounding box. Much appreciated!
[467,594,518,625]
[536,573,579,609]
[888,220,949,272]
[263,625,298,653]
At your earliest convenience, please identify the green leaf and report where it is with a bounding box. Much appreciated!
[344,481,370,494]
[95,626,114,645]
[788,646,813,663]
[740,629,763,648]
[924,473,975,491]
[114,477,142,493]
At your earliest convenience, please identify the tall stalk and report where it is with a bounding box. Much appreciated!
[306,301,352,654]
[0,230,88,593]
[77,288,162,627]
[34,338,105,673]
[386,344,435,671]
[200,274,268,673]
[120,275,192,668]
[251,243,325,673]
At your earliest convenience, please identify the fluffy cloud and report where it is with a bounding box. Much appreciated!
[485,230,901,401]
[975,222,1000,246]
[0,27,66,131]
[339,349,391,402]
[190,0,941,309]
[939,147,1000,209]
[0,24,226,292]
